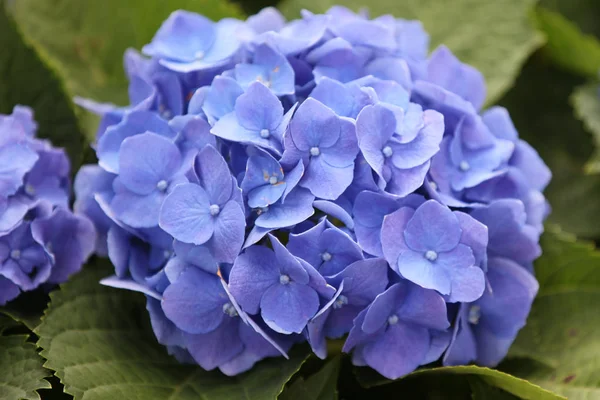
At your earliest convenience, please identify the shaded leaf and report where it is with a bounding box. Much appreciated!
[36,262,309,400]
[534,7,600,78]
[278,0,543,105]
[11,0,243,109]
[572,83,600,173]
[469,377,520,400]
[540,0,600,39]
[535,226,600,291]
[0,335,51,400]
[0,0,85,168]
[356,365,563,399]
[506,289,600,400]
[280,356,340,400]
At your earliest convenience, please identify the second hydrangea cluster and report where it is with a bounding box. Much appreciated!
[0,106,96,305]
[75,6,551,378]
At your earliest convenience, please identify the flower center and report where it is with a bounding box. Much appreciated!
[24,184,35,196]
[429,181,438,191]
[195,50,205,60]
[209,204,221,216]
[156,180,168,192]
[257,206,269,215]
[279,274,290,285]
[222,302,239,318]
[387,314,399,325]
[269,176,278,185]
[10,249,21,260]
[459,161,470,171]
[333,295,348,309]
[310,147,321,157]
[468,305,481,325]
[382,146,393,158]
[260,129,270,139]
[424,250,438,261]
[321,252,332,262]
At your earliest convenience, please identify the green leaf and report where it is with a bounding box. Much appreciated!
[0,335,51,400]
[469,377,521,400]
[501,225,600,399]
[498,53,600,239]
[534,8,600,78]
[572,82,600,173]
[36,263,309,400]
[0,0,85,169]
[534,226,600,291]
[356,365,564,399]
[11,0,243,108]
[278,0,543,105]
[280,356,340,400]
[540,0,600,39]
[506,289,600,400]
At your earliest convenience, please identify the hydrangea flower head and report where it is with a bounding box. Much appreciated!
[75,6,551,378]
[0,106,96,305]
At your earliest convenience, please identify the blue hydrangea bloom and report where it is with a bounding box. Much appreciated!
[287,218,363,277]
[75,6,552,377]
[343,281,450,379]
[229,235,334,334]
[443,257,539,367]
[307,258,388,358]
[281,98,359,200]
[356,103,444,196]
[212,82,295,155]
[0,106,96,305]
[159,145,245,263]
[381,200,486,302]
[143,10,244,73]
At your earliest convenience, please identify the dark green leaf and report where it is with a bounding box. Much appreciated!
[280,356,340,400]
[0,0,85,168]
[11,0,243,110]
[279,0,543,105]
[0,335,51,400]
[356,365,563,399]
[1,290,51,332]
[469,377,520,400]
[534,7,600,78]
[535,226,600,292]
[506,289,600,400]
[498,53,600,238]
[540,0,600,39]
[572,83,600,173]
[36,263,309,400]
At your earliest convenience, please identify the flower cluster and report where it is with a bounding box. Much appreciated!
[75,6,550,378]
[0,106,96,305]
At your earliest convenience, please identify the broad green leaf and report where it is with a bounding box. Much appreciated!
[12,0,243,109]
[540,0,600,39]
[469,378,521,400]
[535,226,600,291]
[506,289,600,400]
[572,83,600,173]
[356,365,563,399]
[278,0,543,105]
[498,53,600,239]
[1,291,51,332]
[0,0,85,168]
[36,263,309,400]
[503,227,600,399]
[280,356,340,400]
[0,335,51,400]
[534,8,600,78]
